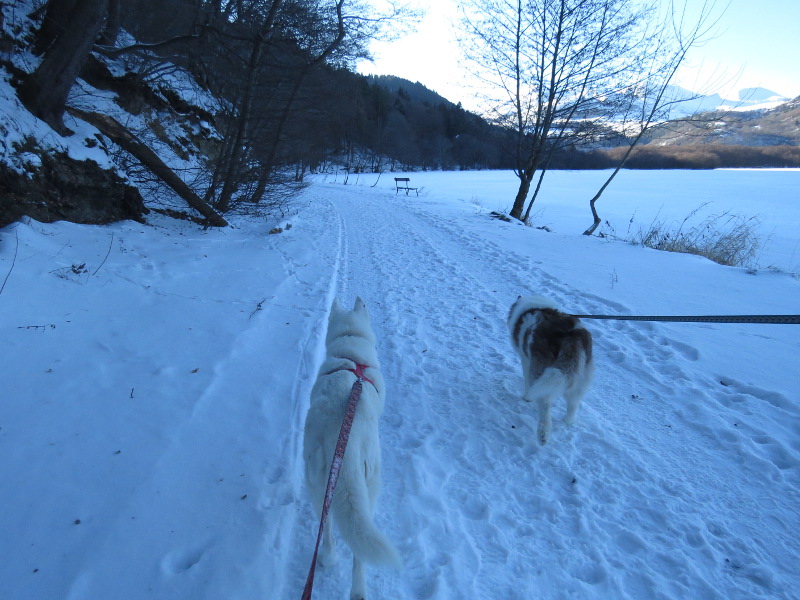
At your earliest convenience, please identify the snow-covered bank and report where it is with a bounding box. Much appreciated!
[1,170,798,599]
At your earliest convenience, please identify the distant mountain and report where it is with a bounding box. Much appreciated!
[644,94,800,147]
[365,76,800,160]
[366,76,800,157]
[665,85,791,118]
[738,87,787,103]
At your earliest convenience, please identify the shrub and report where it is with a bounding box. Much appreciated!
[633,207,761,268]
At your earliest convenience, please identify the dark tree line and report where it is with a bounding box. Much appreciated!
[293,73,517,174]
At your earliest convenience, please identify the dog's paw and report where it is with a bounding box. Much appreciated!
[536,423,550,446]
[564,414,576,426]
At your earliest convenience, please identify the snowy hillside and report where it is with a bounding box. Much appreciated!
[1,170,799,600]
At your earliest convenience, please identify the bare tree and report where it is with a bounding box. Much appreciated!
[211,0,286,213]
[199,0,398,212]
[581,1,722,235]
[458,0,717,223]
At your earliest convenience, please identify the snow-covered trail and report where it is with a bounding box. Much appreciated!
[294,182,800,599]
[2,176,797,600]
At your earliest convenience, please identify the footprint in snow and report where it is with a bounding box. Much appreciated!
[161,545,207,575]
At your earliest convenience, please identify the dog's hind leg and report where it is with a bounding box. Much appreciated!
[524,385,553,445]
[319,519,338,567]
[564,363,592,427]
[350,556,367,600]
[526,367,568,444]
[536,395,553,445]
[564,389,582,426]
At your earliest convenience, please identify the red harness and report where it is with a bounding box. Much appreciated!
[347,362,375,386]
[324,360,376,387]
[301,361,374,600]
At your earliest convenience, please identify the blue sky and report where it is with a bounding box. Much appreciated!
[357,0,800,109]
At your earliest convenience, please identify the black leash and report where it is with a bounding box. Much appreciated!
[569,314,800,325]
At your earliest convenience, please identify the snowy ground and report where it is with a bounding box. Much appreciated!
[1,170,799,600]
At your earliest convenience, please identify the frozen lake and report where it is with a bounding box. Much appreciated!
[345,168,800,273]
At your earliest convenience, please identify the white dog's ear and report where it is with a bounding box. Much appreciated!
[330,298,342,316]
[353,296,367,313]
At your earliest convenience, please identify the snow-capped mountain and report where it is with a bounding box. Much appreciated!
[666,85,791,118]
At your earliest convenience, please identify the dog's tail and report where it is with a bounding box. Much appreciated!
[525,366,568,401]
[332,457,402,568]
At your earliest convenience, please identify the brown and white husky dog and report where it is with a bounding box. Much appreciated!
[507,295,594,445]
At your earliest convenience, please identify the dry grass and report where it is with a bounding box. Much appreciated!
[632,206,761,268]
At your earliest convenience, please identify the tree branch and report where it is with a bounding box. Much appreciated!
[66,107,228,227]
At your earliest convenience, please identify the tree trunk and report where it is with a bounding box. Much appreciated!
[213,35,264,212]
[583,196,603,236]
[31,0,79,55]
[582,137,641,235]
[523,167,548,223]
[510,171,532,220]
[582,164,623,236]
[99,0,121,46]
[19,0,108,135]
[67,107,228,227]
[252,75,306,201]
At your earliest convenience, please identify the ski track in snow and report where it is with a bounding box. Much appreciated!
[1,207,343,600]
[297,182,800,600]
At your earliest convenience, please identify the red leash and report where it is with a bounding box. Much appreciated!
[301,364,374,600]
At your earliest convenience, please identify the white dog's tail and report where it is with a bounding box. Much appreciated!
[525,366,567,401]
[332,459,402,568]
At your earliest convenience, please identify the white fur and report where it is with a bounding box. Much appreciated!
[508,295,594,445]
[508,294,560,317]
[303,297,400,600]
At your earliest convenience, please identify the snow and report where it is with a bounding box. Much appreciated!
[1,169,799,600]
[0,72,112,171]
[665,85,792,117]
[1,5,215,200]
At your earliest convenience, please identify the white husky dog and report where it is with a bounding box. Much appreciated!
[303,297,401,600]
[507,295,594,445]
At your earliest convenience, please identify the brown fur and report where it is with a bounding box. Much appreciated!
[513,308,592,375]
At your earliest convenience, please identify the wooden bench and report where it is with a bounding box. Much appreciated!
[394,177,419,196]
